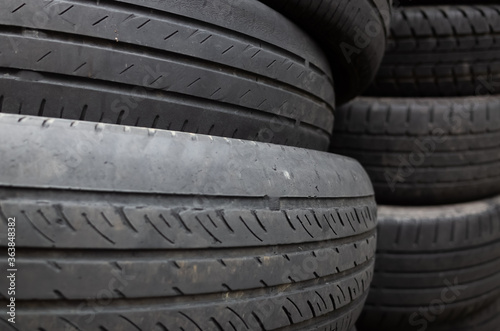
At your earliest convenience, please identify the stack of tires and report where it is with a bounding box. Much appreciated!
[332,2,500,330]
[0,0,391,330]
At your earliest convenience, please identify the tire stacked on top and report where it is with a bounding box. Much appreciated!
[330,2,500,331]
[258,0,392,104]
[0,0,389,330]
[0,0,338,150]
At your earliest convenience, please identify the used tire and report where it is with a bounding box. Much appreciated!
[357,196,500,331]
[331,96,500,205]
[258,0,391,104]
[367,5,500,97]
[0,0,335,150]
[0,114,376,330]
[427,298,500,331]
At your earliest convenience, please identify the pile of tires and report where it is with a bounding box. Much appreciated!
[332,2,500,331]
[0,0,391,329]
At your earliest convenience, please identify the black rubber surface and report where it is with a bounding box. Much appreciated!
[0,0,335,151]
[426,298,500,331]
[367,5,500,97]
[331,96,500,205]
[0,114,376,330]
[397,0,500,6]
[357,196,500,331]
[258,0,391,104]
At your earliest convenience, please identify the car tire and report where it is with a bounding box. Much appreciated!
[367,5,500,98]
[331,96,500,205]
[258,0,392,104]
[0,0,335,150]
[357,195,500,330]
[0,114,377,330]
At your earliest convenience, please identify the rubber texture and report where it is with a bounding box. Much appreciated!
[357,196,500,331]
[331,95,500,205]
[257,0,391,104]
[367,5,500,98]
[0,114,376,330]
[0,0,335,151]
[426,298,500,331]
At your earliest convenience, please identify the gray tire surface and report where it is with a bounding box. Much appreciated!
[367,5,500,97]
[0,0,334,150]
[258,0,391,104]
[358,196,500,331]
[331,96,500,205]
[0,114,376,330]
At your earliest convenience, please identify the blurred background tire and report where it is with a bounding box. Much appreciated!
[427,298,500,331]
[332,96,500,205]
[367,5,500,98]
[358,195,500,330]
[258,0,392,104]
